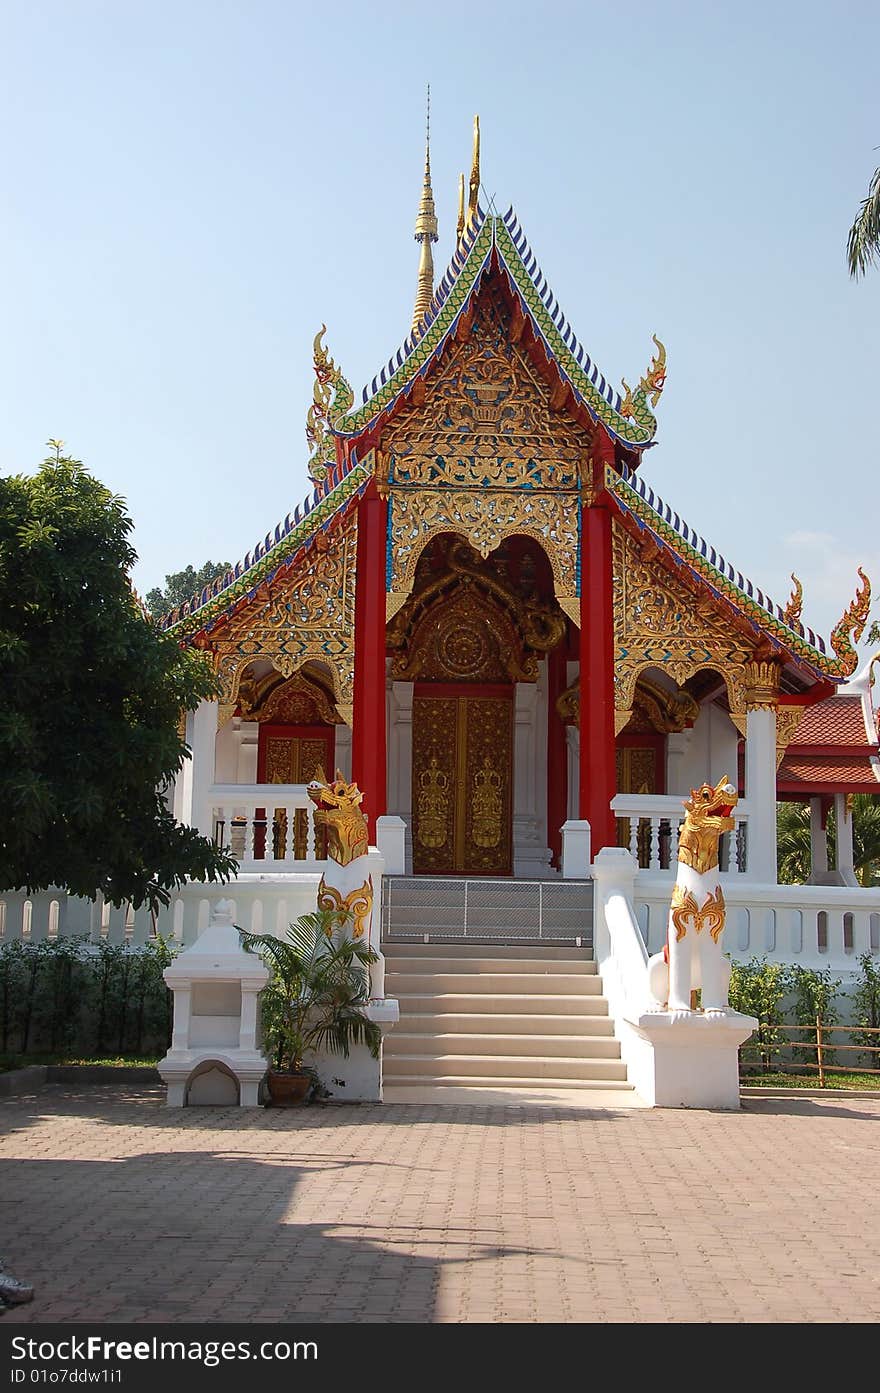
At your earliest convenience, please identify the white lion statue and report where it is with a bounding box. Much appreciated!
[647,775,738,1018]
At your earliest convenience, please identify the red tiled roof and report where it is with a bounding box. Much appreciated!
[778,755,880,789]
[790,695,869,747]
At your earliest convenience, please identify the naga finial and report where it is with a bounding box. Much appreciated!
[305,326,353,482]
[619,335,667,428]
[782,574,803,628]
[639,334,667,405]
[830,567,872,675]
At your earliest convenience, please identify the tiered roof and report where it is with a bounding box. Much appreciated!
[165,203,871,710]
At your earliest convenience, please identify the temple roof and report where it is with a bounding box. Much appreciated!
[330,207,665,453]
[606,464,867,683]
[160,455,370,638]
[777,665,880,795]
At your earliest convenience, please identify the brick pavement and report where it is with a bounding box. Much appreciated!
[1,1083,879,1323]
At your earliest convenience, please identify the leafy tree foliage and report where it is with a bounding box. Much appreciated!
[145,560,231,620]
[0,450,236,908]
[847,158,880,279]
[777,796,880,887]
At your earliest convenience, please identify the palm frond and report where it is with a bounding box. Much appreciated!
[847,163,880,279]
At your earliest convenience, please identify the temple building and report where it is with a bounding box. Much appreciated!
[163,118,879,890]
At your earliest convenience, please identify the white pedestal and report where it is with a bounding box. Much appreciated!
[622,1010,758,1109]
[309,1001,400,1102]
[158,898,270,1107]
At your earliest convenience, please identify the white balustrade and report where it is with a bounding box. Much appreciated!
[611,793,751,877]
[206,783,323,870]
[630,875,880,974]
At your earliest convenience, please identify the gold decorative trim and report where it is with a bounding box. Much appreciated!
[729,710,747,739]
[612,518,751,714]
[670,884,726,944]
[614,707,633,736]
[211,513,358,723]
[317,877,373,939]
[557,595,581,627]
[744,657,782,711]
[386,591,411,621]
[335,703,354,728]
[775,706,805,769]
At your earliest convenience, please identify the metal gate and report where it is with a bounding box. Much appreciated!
[381,876,593,946]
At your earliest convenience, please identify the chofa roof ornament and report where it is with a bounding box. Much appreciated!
[305,326,354,484]
[831,568,872,676]
[619,334,667,436]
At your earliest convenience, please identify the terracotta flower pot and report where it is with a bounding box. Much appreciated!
[266,1071,312,1106]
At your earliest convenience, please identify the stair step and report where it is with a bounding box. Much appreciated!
[385,1033,622,1059]
[384,943,593,961]
[383,1074,633,1092]
[384,1054,628,1081]
[395,992,610,1016]
[385,972,603,995]
[384,955,597,975]
[387,1012,616,1036]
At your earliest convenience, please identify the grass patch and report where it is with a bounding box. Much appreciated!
[741,1070,880,1090]
[0,1053,160,1073]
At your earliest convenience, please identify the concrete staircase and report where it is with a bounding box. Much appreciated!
[382,943,633,1095]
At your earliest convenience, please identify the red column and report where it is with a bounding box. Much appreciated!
[546,637,568,869]
[579,501,617,854]
[351,488,387,839]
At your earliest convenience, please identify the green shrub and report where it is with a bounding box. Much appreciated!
[728,957,791,1071]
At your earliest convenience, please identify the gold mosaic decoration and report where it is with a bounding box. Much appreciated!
[387,538,566,684]
[383,274,585,619]
[612,519,752,717]
[388,489,579,615]
[209,514,357,725]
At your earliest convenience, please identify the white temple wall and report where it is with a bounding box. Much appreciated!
[670,703,739,795]
[512,667,552,877]
[214,718,258,784]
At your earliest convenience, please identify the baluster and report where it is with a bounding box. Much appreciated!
[243,807,256,863]
[284,808,295,863]
[308,802,317,861]
[628,817,639,860]
[650,818,661,871]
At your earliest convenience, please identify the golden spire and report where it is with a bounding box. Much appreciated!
[456,171,465,244]
[412,85,439,334]
[467,114,480,224]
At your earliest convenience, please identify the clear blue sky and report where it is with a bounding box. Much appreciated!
[2,1,878,657]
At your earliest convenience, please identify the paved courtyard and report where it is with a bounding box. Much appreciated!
[1,1083,879,1324]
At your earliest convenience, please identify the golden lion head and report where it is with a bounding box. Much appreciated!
[683,775,738,823]
[306,766,365,814]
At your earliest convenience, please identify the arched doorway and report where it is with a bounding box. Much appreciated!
[387,534,566,875]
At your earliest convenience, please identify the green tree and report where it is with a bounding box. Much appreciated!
[0,448,236,909]
[145,560,231,620]
[728,957,791,1072]
[847,157,880,279]
[777,797,880,887]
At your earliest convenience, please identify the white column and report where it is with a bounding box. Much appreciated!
[834,793,857,887]
[665,729,693,798]
[388,681,414,816]
[190,699,219,837]
[810,795,829,877]
[174,711,196,823]
[565,725,579,821]
[237,722,259,783]
[334,722,352,780]
[744,706,778,883]
[513,682,551,876]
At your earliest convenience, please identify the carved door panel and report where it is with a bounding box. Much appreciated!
[259,728,334,859]
[412,693,513,875]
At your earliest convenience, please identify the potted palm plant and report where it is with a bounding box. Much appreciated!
[238,908,381,1105]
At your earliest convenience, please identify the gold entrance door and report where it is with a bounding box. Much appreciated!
[412,693,513,875]
[259,729,334,859]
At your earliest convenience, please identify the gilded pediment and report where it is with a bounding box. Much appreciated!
[382,274,593,495]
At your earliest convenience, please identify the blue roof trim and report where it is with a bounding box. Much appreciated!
[614,464,828,655]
